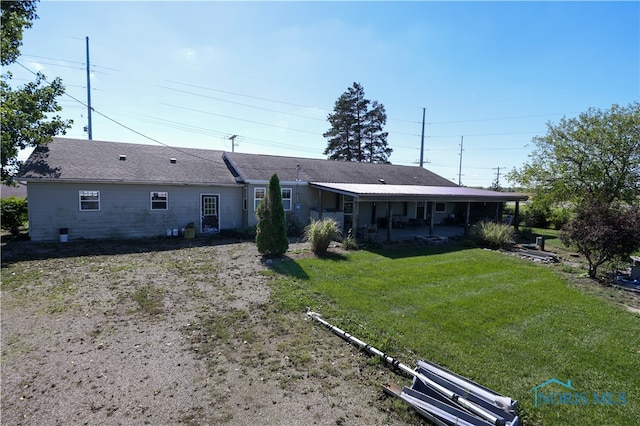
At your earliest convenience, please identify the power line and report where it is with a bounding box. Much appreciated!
[158,85,326,122]
[429,111,580,125]
[18,57,536,161]
[429,130,541,138]
[14,61,229,162]
[163,80,422,124]
[165,80,328,111]
[19,51,578,130]
[160,103,322,136]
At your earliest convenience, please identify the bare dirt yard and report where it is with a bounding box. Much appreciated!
[1,236,417,426]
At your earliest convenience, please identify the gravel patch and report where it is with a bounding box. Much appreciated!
[1,237,419,426]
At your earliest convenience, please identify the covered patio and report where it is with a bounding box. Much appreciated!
[310,182,528,243]
[360,224,467,243]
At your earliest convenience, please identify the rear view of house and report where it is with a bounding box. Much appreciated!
[19,138,527,242]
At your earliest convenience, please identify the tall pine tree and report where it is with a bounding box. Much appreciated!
[323,82,391,163]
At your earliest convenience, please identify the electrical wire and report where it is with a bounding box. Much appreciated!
[21,51,581,129]
[158,85,327,122]
[14,61,232,163]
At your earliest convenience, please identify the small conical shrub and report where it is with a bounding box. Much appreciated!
[256,174,289,258]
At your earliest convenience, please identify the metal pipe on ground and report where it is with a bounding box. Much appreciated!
[306,310,511,426]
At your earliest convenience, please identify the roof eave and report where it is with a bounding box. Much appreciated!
[20,177,241,187]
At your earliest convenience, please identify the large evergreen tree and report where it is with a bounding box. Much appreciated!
[323,82,391,163]
[256,174,289,258]
[1,0,72,185]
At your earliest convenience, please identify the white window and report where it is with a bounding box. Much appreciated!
[203,196,217,216]
[254,187,266,211]
[281,188,292,211]
[435,202,446,213]
[79,190,100,211]
[151,192,168,210]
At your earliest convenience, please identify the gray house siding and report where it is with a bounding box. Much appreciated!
[27,182,242,241]
[244,182,312,228]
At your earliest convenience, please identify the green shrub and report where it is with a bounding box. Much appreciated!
[503,204,516,216]
[256,174,289,258]
[520,202,551,228]
[518,227,534,241]
[1,196,28,236]
[550,207,572,230]
[469,220,515,249]
[341,228,359,250]
[285,213,305,238]
[304,218,341,255]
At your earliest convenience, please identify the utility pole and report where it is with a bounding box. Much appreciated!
[492,166,505,189]
[229,135,238,152]
[86,36,93,140]
[419,107,426,167]
[458,136,464,186]
[493,167,501,185]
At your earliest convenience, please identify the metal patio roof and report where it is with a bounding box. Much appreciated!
[310,182,528,202]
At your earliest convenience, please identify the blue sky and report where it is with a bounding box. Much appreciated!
[9,1,639,187]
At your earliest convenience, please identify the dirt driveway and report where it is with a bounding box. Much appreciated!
[1,237,416,426]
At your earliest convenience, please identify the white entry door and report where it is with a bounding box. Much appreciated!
[201,194,219,233]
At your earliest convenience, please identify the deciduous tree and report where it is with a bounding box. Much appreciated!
[1,0,72,185]
[323,82,391,163]
[507,103,640,205]
[559,198,640,278]
[509,104,640,276]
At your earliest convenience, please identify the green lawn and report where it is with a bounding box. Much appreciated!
[271,245,640,426]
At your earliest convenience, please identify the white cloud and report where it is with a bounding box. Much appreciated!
[27,60,46,72]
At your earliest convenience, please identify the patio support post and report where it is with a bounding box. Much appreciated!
[318,189,323,219]
[514,201,520,231]
[352,200,358,236]
[465,202,471,233]
[387,202,392,242]
[429,201,435,235]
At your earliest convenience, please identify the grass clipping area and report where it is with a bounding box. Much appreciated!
[271,246,640,426]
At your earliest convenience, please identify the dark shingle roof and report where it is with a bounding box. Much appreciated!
[1,182,27,198]
[18,138,466,191]
[18,138,237,185]
[224,152,458,186]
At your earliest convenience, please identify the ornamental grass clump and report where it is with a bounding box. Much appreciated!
[469,220,515,249]
[340,228,359,251]
[304,218,341,255]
